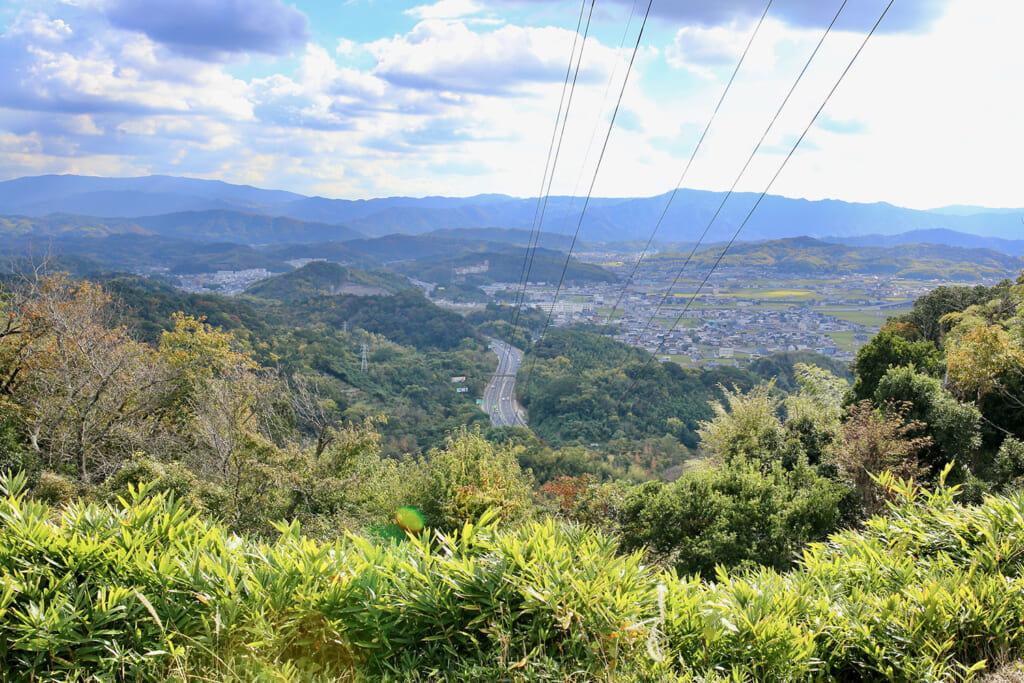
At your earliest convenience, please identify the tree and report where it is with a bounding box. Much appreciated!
[832,401,930,517]
[850,323,944,402]
[8,276,173,484]
[897,282,1010,345]
[942,279,1024,446]
[617,456,846,576]
[782,364,847,467]
[288,373,343,460]
[873,365,981,475]
[698,382,788,465]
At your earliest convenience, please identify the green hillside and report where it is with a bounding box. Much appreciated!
[398,247,618,285]
[244,261,412,302]
[653,236,1024,279]
[268,289,481,352]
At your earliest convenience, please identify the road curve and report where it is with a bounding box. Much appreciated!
[483,337,528,428]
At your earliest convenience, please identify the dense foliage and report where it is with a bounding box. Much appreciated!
[395,247,619,286]
[267,290,481,352]
[4,267,1024,681]
[4,471,1024,681]
[518,328,824,449]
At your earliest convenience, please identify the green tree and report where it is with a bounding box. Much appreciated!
[698,382,789,465]
[874,364,981,475]
[618,456,845,576]
[942,278,1024,449]
[897,281,1010,345]
[850,323,944,402]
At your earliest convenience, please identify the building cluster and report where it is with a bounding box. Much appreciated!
[486,267,949,366]
[175,268,274,294]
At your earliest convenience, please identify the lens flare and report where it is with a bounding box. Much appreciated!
[395,506,424,533]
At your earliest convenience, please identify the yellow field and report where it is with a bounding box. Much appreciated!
[733,289,818,300]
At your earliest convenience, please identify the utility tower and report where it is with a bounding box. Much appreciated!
[360,343,368,372]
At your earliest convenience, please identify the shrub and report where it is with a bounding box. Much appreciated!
[418,427,534,532]
[30,470,77,506]
[5,469,1024,681]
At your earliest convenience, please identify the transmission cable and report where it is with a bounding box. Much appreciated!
[499,0,593,372]
[506,0,639,371]
[613,0,895,413]
[604,0,775,324]
[626,0,848,356]
[549,0,641,242]
[521,0,654,390]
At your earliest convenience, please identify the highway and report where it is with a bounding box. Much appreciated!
[483,337,528,428]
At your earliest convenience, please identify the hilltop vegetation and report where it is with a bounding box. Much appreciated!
[395,246,619,285]
[4,471,1024,681]
[265,289,481,352]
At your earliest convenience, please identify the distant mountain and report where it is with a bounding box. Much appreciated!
[0,174,303,216]
[927,205,1024,217]
[664,236,1023,279]
[2,173,1022,245]
[133,210,362,244]
[823,229,1024,256]
[244,261,411,302]
[281,193,511,226]
[0,210,362,245]
[424,227,591,251]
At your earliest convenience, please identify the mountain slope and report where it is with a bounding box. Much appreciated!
[0,211,362,244]
[244,261,411,301]
[823,229,1024,256]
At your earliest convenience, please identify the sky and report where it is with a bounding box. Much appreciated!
[0,0,1021,209]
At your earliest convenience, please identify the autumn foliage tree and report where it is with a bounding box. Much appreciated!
[3,276,172,484]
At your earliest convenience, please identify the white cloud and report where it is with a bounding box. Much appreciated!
[0,0,1019,210]
[369,19,618,94]
[405,0,483,20]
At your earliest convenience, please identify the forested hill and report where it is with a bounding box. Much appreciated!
[265,289,480,352]
[396,247,618,285]
[656,236,1023,278]
[244,261,412,301]
[0,210,362,244]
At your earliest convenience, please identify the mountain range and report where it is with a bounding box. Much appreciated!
[1,174,1021,247]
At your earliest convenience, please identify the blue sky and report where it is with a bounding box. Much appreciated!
[0,0,1020,209]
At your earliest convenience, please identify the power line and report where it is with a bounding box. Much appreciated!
[604,0,775,324]
[549,0,642,242]
[502,0,594,371]
[613,0,894,413]
[522,0,654,389]
[625,0,849,355]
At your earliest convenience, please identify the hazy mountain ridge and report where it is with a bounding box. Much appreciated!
[822,228,1024,255]
[5,174,1021,245]
[0,210,363,245]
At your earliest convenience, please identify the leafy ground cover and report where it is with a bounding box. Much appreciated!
[3,470,1024,682]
